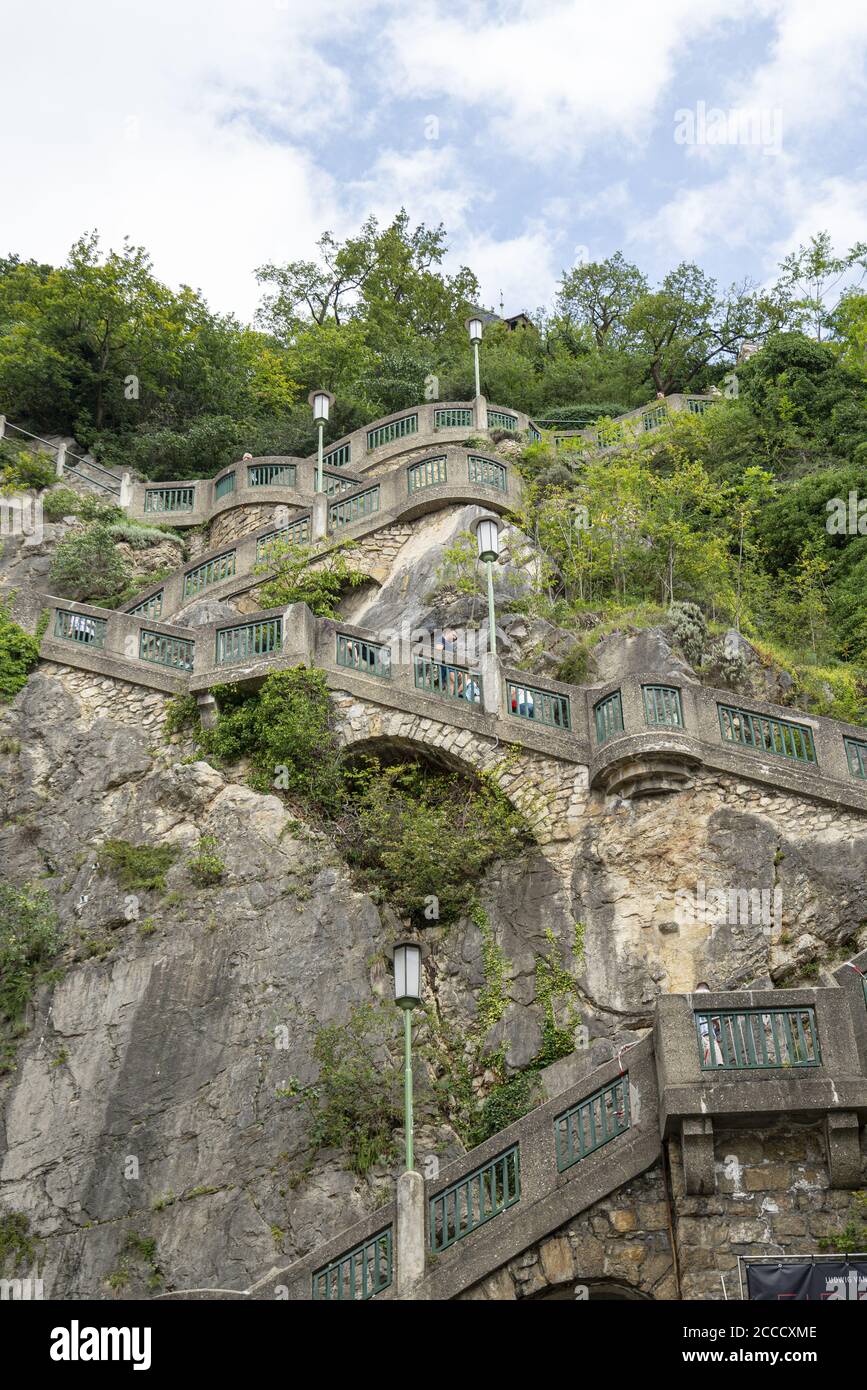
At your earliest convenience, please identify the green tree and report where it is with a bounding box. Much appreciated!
[556,252,648,349]
[776,231,867,341]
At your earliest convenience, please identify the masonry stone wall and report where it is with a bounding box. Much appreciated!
[38,661,173,735]
[458,1163,676,1300]
[207,503,289,550]
[669,1122,867,1300]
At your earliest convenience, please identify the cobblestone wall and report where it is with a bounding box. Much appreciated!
[207,503,287,550]
[38,661,172,734]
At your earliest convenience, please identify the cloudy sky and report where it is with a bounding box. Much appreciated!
[2,0,866,322]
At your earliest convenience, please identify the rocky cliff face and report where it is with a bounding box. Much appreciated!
[1,496,866,1300]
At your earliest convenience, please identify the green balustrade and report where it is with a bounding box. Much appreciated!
[554,1076,631,1172]
[54,609,107,648]
[642,405,667,431]
[844,737,867,779]
[329,486,380,529]
[336,633,391,678]
[718,704,816,764]
[128,591,164,619]
[407,456,447,493]
[256,517,310,559]
[367,414,418,450]
[434,407,473,428]
[247,462,297,487]
[144,486,195,513]
[323,471,357,497]
[467,455,507,491]
[486,410,517,430]
[139,629,195,671]
[414,656,482,706]
[696,1007,820,1070]
[323,441,351,468]
[594,691,624,743]
[528,423,542,442]
[686,398,713,414]
[643,684,683,727]
[312,1227,392,1300]
[214,472,235,499]
[215,617,282,665]
[183,549,237,598]
[429,1146,520,1253]
[595,420,623,448]
[507,680,570,729]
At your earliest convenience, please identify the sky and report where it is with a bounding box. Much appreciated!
[1,0,866,324]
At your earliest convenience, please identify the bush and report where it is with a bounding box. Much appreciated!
[288,1004,403,1176]
[0,446,56,493]
[0,599,42,703]
[468,1071,541,1147]
[0,882,62,1043]
[48,523,132,603]
[256,541,366,617]
[41,489,119,523]
[98,840,179,893]
[107,521,182,550]
[187,835,225,887]
[668,600,708,666]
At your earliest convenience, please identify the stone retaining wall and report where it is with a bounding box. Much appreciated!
[38,661,173,734]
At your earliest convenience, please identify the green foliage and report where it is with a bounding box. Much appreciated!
[0,1210,41,1274]
[187,835,225,887]
[534,927,582,1067]
[0,599,41,703]
[256,540,366,617]
[98,839,179,893]
[668,601,709,666]
[816,1193,867,1254]
[48,523,132,604]
[286,1004,403,1176]
[474,902,509,1031]
[0,445,56,493]
[468,1071,542,1148]
[163,693,200,738]
[0,882,62,1060]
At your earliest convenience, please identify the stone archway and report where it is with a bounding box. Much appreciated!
[528,1278,654,1301]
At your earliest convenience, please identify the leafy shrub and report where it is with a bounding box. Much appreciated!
[668,600,708,666]
[98,839,179,892]
[0,599,41,703]
[163,693,200,738]
[107,521,182,549]
[41,489,119,523]
[48,523,131,603]
[256,541,366,617]
[468,1071,541,1147]
[187,835,225,887]
[0,1210,41,1274]
[0,447,56,493]
[0,882,62,1048]
[287,1004,403,1176]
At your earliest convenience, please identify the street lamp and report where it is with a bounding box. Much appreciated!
[466,316,483,398]
[308,389,334,493]
[474,514,501,658]
[393,941,423,1172]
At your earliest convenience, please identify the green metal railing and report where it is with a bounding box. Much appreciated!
[718,704,817,764]
[434,407,473,428]
[686,398,713,414]
[844,737,867,779]
[214,472,235,499]
[323,442,351,469]
[407,456,447,493]
[554,1076,631,1172]
[323,471,357,497]
[312,1227,392,1300]
[128,590,164,619]
[54,609,107,648]
[595,420,624,448]
[696,1007,820,1070]
[144,486,195,513]
[414,657,482,705]
[367,414,418,450]
[468,455,507,491]
[487,410,517,431]
[183,549,237,598]
[329,486,380,529]
[429,1146,520,1253]
[248,462,297,487]
[507,680,571,730]
[215,617,283,665]
[595,691,624,743]
[644,684,683,727]
[139,629,195,671]
[528,423,542,442]
[336,633,391,678]
[642,405,667,431]
[256,517,310,559]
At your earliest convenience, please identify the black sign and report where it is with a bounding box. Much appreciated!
[747,1261,867,1300]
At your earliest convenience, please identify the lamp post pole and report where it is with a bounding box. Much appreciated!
[403,1007,414,1173]
[473,339,481,398]
[316,421,324,494]
[308,389,334,495]
[474,515,501,660]
[466,316,483,398]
